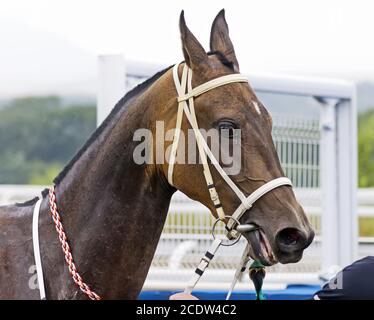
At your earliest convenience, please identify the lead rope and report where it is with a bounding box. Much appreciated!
[48,187,101,300]
[226,243,252,300]
[184,239,223,295]
[184,240,266,300]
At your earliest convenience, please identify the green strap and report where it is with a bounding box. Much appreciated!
[249,261,266,300]
[250,260,265,269]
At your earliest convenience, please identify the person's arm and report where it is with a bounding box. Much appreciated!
[169,292,199,300]
[314,256,374,300]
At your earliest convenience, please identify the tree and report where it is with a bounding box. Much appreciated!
[0,96,96,184]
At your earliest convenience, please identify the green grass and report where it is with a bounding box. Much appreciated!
[359,217,374,237]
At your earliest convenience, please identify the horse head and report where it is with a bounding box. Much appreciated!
[160,10,314,266]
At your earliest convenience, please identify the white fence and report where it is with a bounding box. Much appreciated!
[0,54,359,291]
[97,54,358,271]
[1,185,373,217]
[95,55,359,289]
[0,185,372,290]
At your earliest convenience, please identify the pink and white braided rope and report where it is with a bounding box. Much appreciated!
[48,186,101,300]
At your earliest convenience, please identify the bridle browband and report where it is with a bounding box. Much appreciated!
[168,62,292,238]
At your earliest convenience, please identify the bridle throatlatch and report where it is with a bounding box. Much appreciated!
[169,63,293,299]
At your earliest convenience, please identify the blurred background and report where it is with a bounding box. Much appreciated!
[1,0,373,228]
[0,0,373,296]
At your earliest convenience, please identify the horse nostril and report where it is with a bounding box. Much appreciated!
[276,228,307,252]
[280,228,300,245]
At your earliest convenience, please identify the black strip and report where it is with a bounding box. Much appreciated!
[195,268,204,276]
[207,184,215,189]
[214,203,222,209]
[205,252,214,260]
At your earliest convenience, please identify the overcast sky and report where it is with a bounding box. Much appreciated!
[1,0,373,98]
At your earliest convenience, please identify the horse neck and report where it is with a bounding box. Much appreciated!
[40,68,176,299]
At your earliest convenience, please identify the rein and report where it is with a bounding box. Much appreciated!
[32,62,292,300]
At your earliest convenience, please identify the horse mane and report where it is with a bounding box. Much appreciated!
[53,65,173,185]
[15,196,40,207]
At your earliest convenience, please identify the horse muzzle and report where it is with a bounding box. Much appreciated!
[274,227,315,264]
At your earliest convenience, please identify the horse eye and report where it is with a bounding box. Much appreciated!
[218,121,237,139]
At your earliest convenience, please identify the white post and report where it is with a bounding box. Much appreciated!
[336,96,358,266]
[320,94,358,270]
[320,98,339,270]
[97,55,126,126]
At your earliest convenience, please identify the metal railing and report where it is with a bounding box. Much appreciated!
[0,55,359,291]
[0,184,372,290]
[97,56,357,271]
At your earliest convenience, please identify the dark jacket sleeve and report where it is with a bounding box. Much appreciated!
[313,256,374,300]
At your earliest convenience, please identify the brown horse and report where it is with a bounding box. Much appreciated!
[0,10,314,299]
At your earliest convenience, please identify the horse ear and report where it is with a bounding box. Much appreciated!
[210,9,239,72]
[179,10,208,70]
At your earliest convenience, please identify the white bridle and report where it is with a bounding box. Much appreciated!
[31,62,293,301]
[168,62,292,238]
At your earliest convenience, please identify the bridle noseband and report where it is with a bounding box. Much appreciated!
[168,62,292,238]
